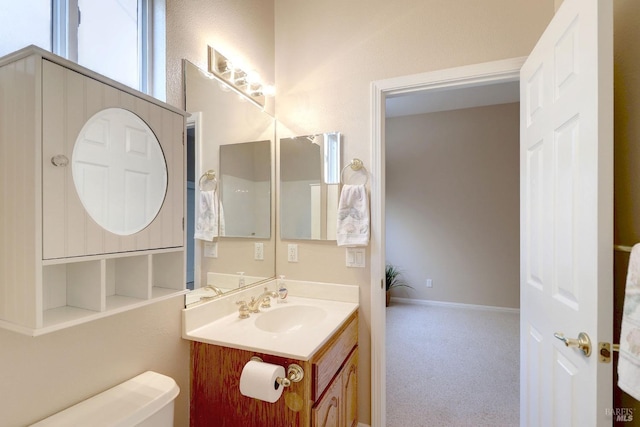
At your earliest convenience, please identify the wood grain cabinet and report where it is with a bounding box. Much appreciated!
[0,46,187,336]
[191,311,358,427]
[312,373,342,427]
[312,349,358,427]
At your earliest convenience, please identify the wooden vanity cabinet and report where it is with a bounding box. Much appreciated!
[342,349,359,427]
[312,348,358,427]
[190,311,358,427]
[312,372,342,427]
[0,47,186,336]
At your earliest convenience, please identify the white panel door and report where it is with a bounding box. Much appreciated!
[520,0,613,425]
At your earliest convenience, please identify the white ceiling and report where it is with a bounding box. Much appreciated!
[385,80,520,118]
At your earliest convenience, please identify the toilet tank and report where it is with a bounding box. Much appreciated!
[30,371,180,427]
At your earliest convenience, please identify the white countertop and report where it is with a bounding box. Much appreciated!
[182,280,359,360]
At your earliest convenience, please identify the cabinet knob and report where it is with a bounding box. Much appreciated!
[51,155,69,167]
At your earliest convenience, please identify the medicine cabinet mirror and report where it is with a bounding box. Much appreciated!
[219,140,271,238]
[280,132,341,240]
[72,107,168,236]
[184,60,275,306]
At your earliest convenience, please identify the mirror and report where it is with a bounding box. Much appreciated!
[220,140,271,238]
[72,107,167,236]
[280,132,341,240]
[184,60,275,305]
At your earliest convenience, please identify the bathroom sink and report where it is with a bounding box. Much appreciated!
[254,305,327,333]
[183,289,359,360]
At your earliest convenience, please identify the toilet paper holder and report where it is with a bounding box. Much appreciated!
[250,356,304,387]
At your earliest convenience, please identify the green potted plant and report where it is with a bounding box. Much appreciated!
[385,264,414,306]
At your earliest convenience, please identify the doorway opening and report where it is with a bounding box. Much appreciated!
[186,112,203,291]
[186,123,195,290]
[384,91,520,425]
[369,57,526,426]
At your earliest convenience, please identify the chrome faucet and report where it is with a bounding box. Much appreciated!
[247,287,278,313]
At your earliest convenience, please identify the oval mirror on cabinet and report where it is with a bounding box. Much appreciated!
[72,107,167,236]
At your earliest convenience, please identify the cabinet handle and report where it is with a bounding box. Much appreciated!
[344,364,357,388]
[51,155,69,167]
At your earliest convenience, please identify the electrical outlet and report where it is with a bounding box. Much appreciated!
[287,244,298,262]
[204,242,218,258]
[426,279,433,288]
[254,242,264,260]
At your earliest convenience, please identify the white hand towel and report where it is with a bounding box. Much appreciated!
[194,189,224,241]
[336,184,369,247]
[618,243,640,400]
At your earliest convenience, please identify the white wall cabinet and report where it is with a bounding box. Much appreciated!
[0,46,187,335]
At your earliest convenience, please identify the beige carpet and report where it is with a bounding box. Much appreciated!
[386,300,520,427]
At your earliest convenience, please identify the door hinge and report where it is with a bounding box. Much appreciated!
[381,279,384,289]
[599,342,620,363]
[182,217,185,230]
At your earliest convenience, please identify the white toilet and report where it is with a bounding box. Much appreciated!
[30,371,180,427]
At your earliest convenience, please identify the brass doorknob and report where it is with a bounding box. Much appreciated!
[554,332,592,357]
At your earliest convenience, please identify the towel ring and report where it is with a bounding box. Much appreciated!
[198,169,217,190]
[340,158,368,185]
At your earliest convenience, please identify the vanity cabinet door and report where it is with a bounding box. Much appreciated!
[41,59,184,260]
[342,349,358,427]
[312,374,342,427]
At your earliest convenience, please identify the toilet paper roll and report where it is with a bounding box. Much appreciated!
[239,360,286,403]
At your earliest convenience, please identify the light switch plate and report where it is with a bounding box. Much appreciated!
[204,242,218,258]
[346,248,365,268]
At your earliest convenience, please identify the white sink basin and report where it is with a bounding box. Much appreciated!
[254,305,327,333]
[183,295,358,360]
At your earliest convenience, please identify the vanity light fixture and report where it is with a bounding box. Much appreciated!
[207,46,274,108]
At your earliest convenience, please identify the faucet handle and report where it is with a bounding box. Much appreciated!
[260,287,273,308]
[236,300,250,319]
[248,297,260,313]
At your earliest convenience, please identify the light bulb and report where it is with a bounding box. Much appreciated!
[262,85,276,97]
[246,70,261,85]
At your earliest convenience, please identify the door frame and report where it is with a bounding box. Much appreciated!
[187,111,203,289]
[369,56,526,426]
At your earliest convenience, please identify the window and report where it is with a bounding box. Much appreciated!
[0,0,52,55]
[0,0,162,96]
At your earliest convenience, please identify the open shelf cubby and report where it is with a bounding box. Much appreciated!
[152,251,185,298]
[105,255,151,311]
[37,249,185,333]
[43,260,103,328]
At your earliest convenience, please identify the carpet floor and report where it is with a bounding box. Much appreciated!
[386,300,520,427]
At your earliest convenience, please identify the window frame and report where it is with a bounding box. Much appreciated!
[51,0,156,95]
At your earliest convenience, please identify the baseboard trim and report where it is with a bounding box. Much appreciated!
[390,297,520,314]
[358,423,371,427]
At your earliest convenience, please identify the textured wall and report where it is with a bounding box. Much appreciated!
[1,2,276,426]
[274,1,554,422]
[386,103,520,309]
[0,2,562,425]
[0,298,190,426]
[162,0,640,421]
[165,0,275,112]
